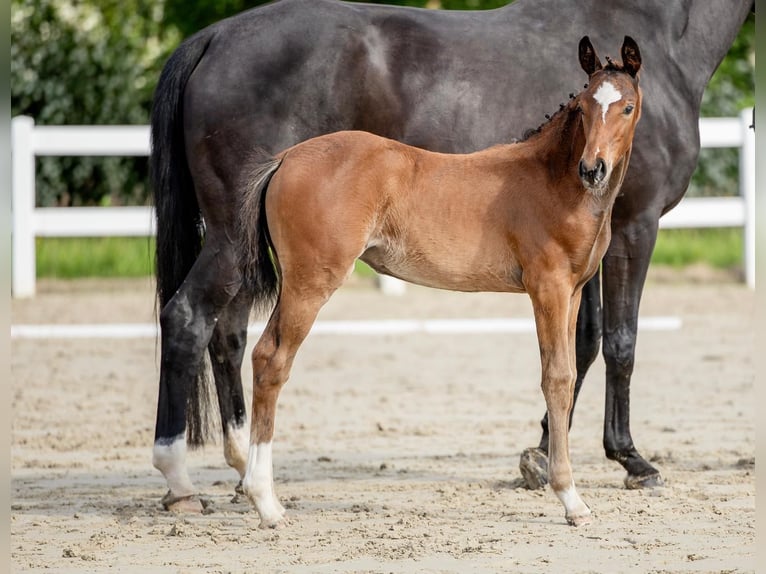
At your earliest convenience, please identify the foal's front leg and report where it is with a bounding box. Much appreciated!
[529,283,591,526]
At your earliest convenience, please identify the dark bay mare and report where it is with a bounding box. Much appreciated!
[150,0,752,512]
[236,36,642,528]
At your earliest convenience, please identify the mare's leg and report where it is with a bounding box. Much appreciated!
[520,273,602,489]
[208,287,254,491]
[152,237,240,511]
[601,223,663,488]
[528,282,591,526]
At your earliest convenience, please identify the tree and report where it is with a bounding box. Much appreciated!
[690,11,755,198]
[162,0,272,38]
[11,0,178,207]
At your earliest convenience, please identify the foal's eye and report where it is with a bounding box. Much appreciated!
[623,104,634,115]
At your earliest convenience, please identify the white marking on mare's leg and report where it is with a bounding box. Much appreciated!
[223,422,250,478]
[242,442,286,528]
[152,434,196,498]
[593,81,622,123]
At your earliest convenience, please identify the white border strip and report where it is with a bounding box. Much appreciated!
[10,317,682,340]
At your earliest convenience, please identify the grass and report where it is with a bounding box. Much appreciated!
[35,236,155,278]
[650,227,743,269]
[33,228,743,279]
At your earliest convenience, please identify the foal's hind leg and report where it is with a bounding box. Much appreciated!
[241,282,340,529]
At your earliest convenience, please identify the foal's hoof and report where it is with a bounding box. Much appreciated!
[519,447,549,490]
[258,514,290,530]
[161,491,208,513]
[566,510,593,528]
[624,471,664,490]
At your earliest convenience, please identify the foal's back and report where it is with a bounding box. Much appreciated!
[266,130,584,294]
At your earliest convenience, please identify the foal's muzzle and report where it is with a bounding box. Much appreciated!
[579,158,607,187]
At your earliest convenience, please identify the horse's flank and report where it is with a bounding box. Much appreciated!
[258,97,608,296]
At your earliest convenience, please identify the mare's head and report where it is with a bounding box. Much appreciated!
[576,36,642,194]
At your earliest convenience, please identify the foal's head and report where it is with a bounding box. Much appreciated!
[576,36,642,193]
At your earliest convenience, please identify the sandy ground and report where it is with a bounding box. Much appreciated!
[11,271,754,573]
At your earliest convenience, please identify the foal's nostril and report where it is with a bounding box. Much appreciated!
[578,159,587,179]
[594,158,606,182]
[579,158,608,185]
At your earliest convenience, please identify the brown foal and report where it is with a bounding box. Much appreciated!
[237,36,642,528]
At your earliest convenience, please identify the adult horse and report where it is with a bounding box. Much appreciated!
[150,0,752,511]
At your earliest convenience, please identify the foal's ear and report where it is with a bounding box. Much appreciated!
[578,36,602,77]
[621,36,641,78]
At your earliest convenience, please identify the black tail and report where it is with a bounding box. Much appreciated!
[151,30,212,309]
[238,157,283,313]
[150,30,214,447]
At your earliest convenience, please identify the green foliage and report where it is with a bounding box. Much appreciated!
[354,259,376,278]
[162,0,271,38]
[689,12,754,198]
[11,0,179,207]
[349,0,429,7]
[440,0,510,9]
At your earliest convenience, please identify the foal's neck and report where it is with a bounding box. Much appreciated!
[531,99,585,182]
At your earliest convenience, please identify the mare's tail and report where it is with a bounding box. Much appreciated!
[150,29,214,447]
[238,158,283,312]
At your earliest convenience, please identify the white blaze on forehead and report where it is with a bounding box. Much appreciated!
[593,81,622,123]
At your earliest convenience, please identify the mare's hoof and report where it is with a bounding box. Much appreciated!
[161,491,209,513]
[519,447,549,490]
[230,480,247,503]
[230,492,248,504]
[624,471,664,490]
[566,511,593,528]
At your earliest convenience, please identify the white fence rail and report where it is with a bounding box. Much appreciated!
[11,109,755,297]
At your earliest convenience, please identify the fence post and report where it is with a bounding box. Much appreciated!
[740,108,755,289]
[12,116,36,298]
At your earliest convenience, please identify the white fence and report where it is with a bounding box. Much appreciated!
[11,109,755,297]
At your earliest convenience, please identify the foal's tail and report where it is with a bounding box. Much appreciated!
[238,157,283,313]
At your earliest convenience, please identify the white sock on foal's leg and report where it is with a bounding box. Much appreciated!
[555,480,591,526]
[224,422,250,478]
[242,441,286,528]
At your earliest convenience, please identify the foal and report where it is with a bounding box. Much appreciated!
[237,36,642,528]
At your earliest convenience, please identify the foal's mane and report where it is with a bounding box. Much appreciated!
[517,58,630,144]
[517,94,579,143]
